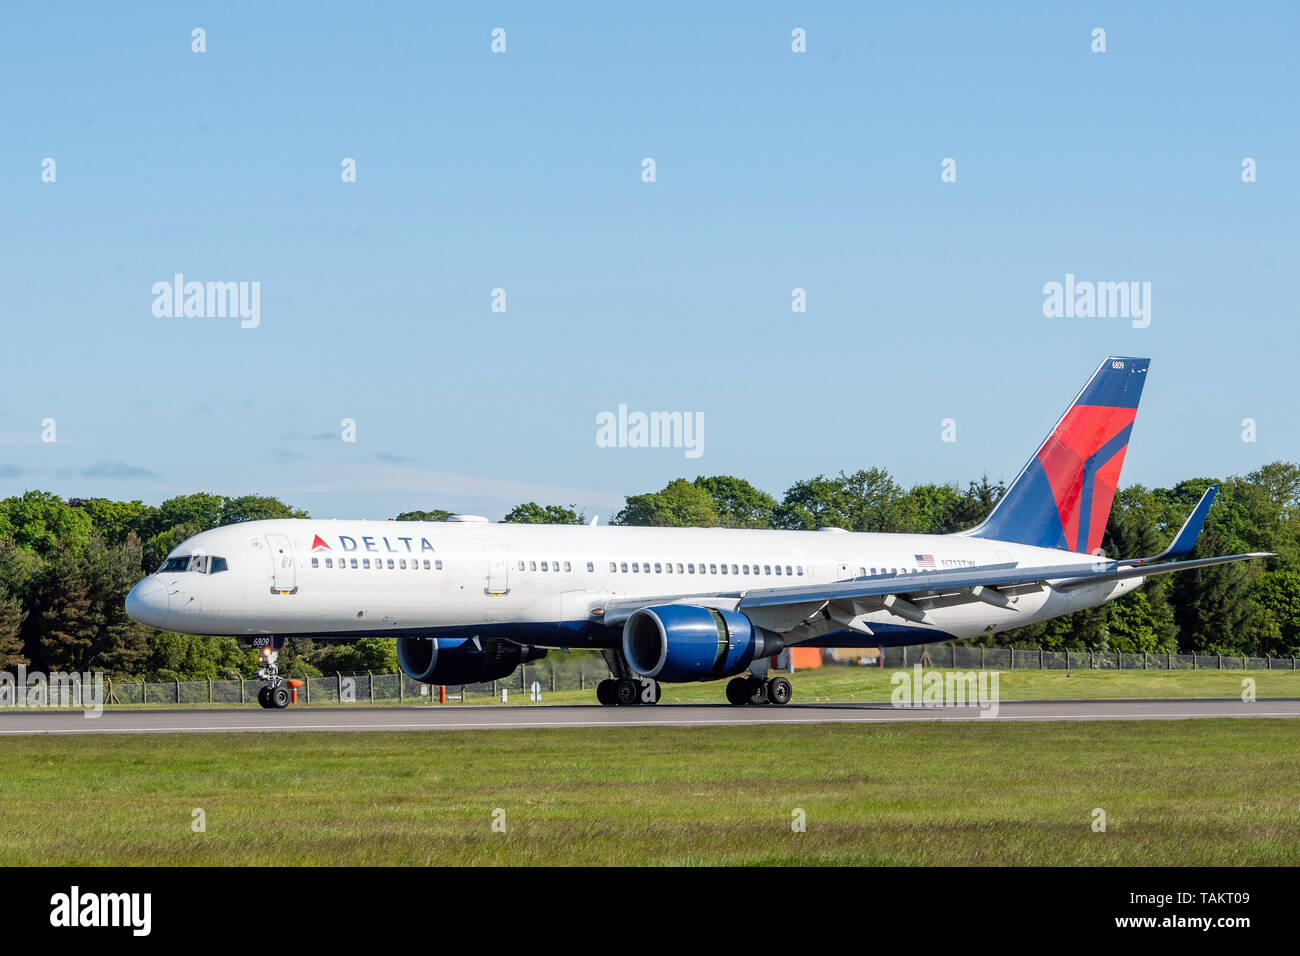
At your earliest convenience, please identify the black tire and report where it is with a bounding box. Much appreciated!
[596,679,617,706]
[725,677,750,706]
[257,686,271,709]
[269,685,291,709]
[746,675,769,706]
[615,678,640,706]
[767,676,793,706]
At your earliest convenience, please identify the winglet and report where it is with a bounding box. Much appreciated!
[1126,484,1218,565]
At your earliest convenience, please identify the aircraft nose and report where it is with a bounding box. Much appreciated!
[125,577,169,628]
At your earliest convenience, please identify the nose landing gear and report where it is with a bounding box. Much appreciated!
[255,648,291,709]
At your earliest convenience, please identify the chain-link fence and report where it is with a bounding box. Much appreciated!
[100,645,1299,706]
[879,645,1296,672]
[104,660,614,706]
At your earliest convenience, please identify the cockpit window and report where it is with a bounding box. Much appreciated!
[158,555,229,574]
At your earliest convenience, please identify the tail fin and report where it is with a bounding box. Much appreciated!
[966,356,1149,553]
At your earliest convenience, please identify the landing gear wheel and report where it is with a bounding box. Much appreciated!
[767,676,793,706]
[615,678,641,706]
[726,677,751,706]
[746,675,769,706]
[257,686,272,709]
[269,685,291,709]
[596,679,617,706]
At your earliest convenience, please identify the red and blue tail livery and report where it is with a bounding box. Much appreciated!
[967,356,1149,554]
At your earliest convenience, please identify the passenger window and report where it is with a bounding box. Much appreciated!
[621,562,628,573]
[587,562,595,572]
[362,559,370,569]
[764,565,771,575]
[775,565,782,575]
[311,557,319,568]
[731,564,738,575]
[797,566,804,576]
[632,563,639,573]
[743,565,750,574]
[709,564,717,574]
[530,561,537,571]
[676,563,684,574]
[351,558,359,569]
[542,561,549,572]
[387,559,395,569]
[654,563,661,573]
[324,558,333,568]
[786,565,792,576]
[552,559,559,571]
[720,564,728,575]
[688,564,695,574]
[518,561,526,571]
[399,559,407,569]
[609,562,617,572]
[435,559,443,570]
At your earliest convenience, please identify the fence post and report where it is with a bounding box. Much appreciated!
[1010,648,1014,670]
[520,666,526,691]
[1039,648,1043,669]
[981,646,985,668]
[141,679,146,703]
[175,679,180,703]
[241,680,245,704]
[305,678,311,704]
[369,671,374,702]
[399,674,403,703]
[1143,653,1147,670]
[551,664,556,693]
[951,644,956,667]
[208,679,213,703]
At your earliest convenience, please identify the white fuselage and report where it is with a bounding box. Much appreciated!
[124,518,1140,649]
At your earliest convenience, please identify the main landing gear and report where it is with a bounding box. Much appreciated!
[596,677,661,706]
[726,674,792,706]
[255,648,291,709]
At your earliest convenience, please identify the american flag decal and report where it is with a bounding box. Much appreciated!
[914,554,936,569]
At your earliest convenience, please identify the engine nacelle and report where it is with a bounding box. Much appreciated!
[396,636,546,685]
[622,604,783,683]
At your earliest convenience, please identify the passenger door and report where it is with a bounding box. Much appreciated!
[266,534,297,594]
[482,539,509,596]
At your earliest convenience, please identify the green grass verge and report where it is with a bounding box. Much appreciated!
[1,720,1296,865]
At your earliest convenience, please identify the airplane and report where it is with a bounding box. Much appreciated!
[125,356,1269,709]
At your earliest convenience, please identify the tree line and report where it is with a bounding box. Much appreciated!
[1,462,1297,680]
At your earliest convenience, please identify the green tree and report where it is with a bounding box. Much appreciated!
[502,502,586,524]
[693,476,776,528]
[1248,570,1300,657]
[220,495,309,525]
[615,479,718,527]
[0,491,94,558]
[773,468,907,532]
[394,509,454,522]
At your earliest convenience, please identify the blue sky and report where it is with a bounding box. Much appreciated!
[2,2,1296,520]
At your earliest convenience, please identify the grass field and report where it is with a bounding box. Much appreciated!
[1,719,1296,865]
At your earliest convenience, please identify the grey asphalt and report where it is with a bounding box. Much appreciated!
[0,697,1297,734]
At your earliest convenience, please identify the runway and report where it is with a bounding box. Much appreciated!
[0,697,1297,734]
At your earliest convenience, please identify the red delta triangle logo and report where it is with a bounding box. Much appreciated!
[310,535,332,553]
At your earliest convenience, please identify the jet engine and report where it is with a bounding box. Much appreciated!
[621,604,784,683]
[396,636,546,685]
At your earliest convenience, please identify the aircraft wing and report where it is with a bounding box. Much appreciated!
[595,552,1270,629]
